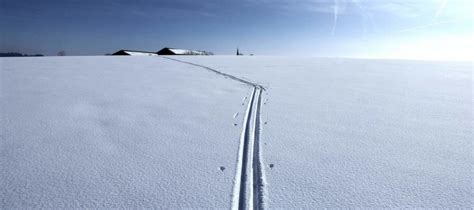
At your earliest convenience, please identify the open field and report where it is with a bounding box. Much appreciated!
[1,56,472,208]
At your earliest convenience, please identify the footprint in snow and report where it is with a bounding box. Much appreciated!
[269,164,274,169]
[234,123,238,126]
[233,112,239,118]
[219,166,226,172]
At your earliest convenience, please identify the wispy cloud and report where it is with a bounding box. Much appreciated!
[246,0,472,19]
[332,0,339,35]
[245,0,472,36]
[435,0,450,18]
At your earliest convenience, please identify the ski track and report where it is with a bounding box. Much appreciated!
[237,87,256,210]
[161,56,266,210]
[234,87,265,210]
[161,56,265,90]
[253,88,265,210]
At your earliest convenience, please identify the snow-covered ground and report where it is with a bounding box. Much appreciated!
[176,56,472,208]
[1,56,472,208]
[1,56,251,208]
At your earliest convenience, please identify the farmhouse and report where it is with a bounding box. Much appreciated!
[157,47,211,55]
[112,50,157,56]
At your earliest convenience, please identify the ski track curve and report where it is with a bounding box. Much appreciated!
[160,56,267,210]
[161,56,265,90]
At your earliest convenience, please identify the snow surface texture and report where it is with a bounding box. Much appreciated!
[1,56,252,208]
[177,56,472,208]
[1,56,472,208]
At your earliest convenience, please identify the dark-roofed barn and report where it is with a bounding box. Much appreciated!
[157,48,210,55]
[112,50,157,56]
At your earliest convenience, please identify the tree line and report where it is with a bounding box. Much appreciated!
[0,52,44,57]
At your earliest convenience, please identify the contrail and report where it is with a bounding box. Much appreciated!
[332,0,339,36]
[435,0,450,18]
[353,0,376,34]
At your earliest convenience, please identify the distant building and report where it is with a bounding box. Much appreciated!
[157,47,211,55]
[112,50,157,56]
[236,48,243,56]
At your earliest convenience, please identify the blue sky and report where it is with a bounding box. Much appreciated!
[0,0,472,60]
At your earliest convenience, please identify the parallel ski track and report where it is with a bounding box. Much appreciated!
[234,87,265,210]
[160,56,266,210]
[236,87,256,210]
[252,88,265,210]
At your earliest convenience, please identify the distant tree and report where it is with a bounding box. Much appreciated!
[0,52,23,57]
[57,51,66,56]
[0,52,44,57]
